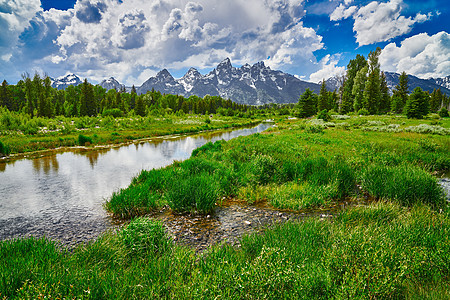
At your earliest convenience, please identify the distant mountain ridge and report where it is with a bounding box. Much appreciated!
[50,62,450,104]
[137,58,321,105]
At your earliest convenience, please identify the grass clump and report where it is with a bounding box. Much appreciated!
[120,217,171,256]
[360,164,446,208]
[0,140,10,156]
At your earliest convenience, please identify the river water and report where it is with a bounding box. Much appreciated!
[0,123,273,247]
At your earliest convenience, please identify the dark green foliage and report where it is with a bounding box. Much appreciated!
[430,89,444,113]
[134,96,146,116]
[379,72,391,113]
[317,80,329,112]
[357,108,370,115]
[0,140,10,155]
[120,217,171,256]
[439,107,449,118]
[79,79,96,116]
[317,109,331,122]
[391,71,409,113]
[297,88,318,117]
[405,87,430,119]
[78,134,93,146]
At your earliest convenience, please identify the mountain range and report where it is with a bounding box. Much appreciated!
[50,58,450,105]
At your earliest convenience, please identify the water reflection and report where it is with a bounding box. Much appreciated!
[0,123,272,228]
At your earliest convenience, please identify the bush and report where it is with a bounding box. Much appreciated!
[102,108,123,118]
[120,217,171,256]
[78,134,93,146]
[357,108,370,116]
[317,109,331,122]
[0,140,10,156]
[438,108,449,118]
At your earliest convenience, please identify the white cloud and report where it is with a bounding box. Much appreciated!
[330,0,431,46]
[330,4,356,21]
[2,0,329,86]
[0,0,42,54]
[379,31,450,79]
[308,54,346,83]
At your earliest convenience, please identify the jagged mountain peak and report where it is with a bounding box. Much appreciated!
[51,73,82,90]
[217,57,232,69]
[100,77,125,91]
[157,69,173,78]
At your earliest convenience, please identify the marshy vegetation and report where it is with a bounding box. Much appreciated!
[1,113,449,298]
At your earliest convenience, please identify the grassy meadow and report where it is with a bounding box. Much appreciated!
[1,113,450,299]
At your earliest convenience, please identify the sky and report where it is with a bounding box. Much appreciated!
[0,0,449,86]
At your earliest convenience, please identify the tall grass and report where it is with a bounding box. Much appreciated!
[2,203,450,299]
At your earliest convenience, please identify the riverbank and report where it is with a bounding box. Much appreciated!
[0,114,262,157]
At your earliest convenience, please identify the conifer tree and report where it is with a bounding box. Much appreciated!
[391,71,408,113]
[379,72,391,113]
[317,80,329,111]
[430,89,444,113]
[297,88,318,117]
[135,96,146,116]
[0,80,11,110]
[405,87,429,119]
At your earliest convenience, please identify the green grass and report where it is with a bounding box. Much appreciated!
[2,203,449,299]
[106,115,448,216]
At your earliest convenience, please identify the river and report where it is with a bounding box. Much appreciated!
[0,123,273,247]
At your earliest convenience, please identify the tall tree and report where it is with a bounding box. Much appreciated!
[429,89,444,113]
[362,47,381,114]
[297,88,318,117]
[391,71,408,113]
[340,54,367,113]
[405,87,429,119]
[0,80,12,110]
[317,80,329,112]
[379,72,391,113]
[135,95,146,116]
[79,79,95,116]
[352,66,368,112]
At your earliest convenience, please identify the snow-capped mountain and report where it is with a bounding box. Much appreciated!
[428,76,450,90]
[325,72,450,96]
[100,77,125,91]
[50,74,82,90]
[137,58,320,105]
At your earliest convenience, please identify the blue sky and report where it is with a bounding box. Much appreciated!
[1,0,449,86]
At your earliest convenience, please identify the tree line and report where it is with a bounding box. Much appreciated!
[297,48,450,119]
[0,73,254,119]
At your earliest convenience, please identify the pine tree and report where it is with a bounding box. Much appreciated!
[340,54,367,113]
[405,87,429,119]
[379,72,391,113]
[391,71,408,113]
[297,88,318,117]
[135,96,146,116]
[0,80,12,110]
[317,80,329,112]
[130,85,137,110]
[79,79,95,116]
[429,89,444,113]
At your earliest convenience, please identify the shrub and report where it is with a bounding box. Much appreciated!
[0,140,10,156]
[438,108,449,118]
[317,109,331,122]
[357,108,370,116]
[78,134,93,146]
[102,108,123,118]
[249,154,277,185]
[120,217,171,256]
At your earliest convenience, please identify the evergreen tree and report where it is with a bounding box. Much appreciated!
[0,80,12,110]
[79,79,95,116]
[23,75,34,117]
[328,90,339,112]
[317,80,329,111]
[135,96,146,116]
[379,72,391,113]
[429,89,444,113]
[391,71,408,113]
[405,87,429,119]
[130,85,137,110]
[297,88,318,117]
[362,47,381,114]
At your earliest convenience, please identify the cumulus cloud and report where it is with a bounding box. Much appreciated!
[0,0,42,57]
[379,31,450,79]
[330,0,431,46]
[2,0,329,85]
[308,54,346,83]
